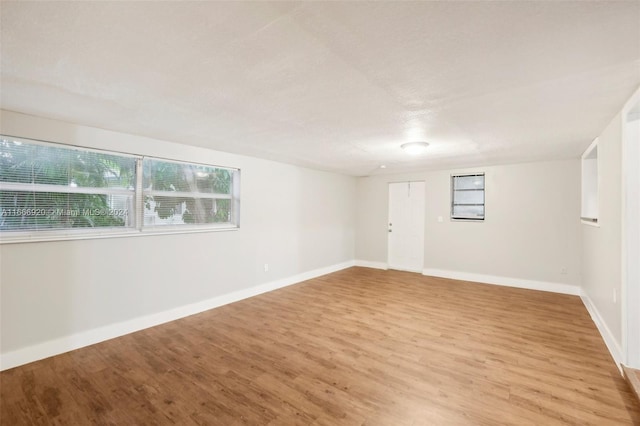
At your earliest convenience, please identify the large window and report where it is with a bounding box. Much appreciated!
[0,135,239,242]
[451,173,485,221]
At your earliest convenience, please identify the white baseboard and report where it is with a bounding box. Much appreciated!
[354,260,388,270]
[422,268,581,296]
[580,291,624,373]
[0,260,355,371]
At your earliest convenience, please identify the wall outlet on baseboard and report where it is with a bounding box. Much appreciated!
[560,267,567,275]
[613,288,617,303]
[264,263,269,272]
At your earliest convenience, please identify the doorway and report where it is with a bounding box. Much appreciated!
[387,181,425,272]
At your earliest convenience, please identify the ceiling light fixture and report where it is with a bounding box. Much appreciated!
[401,141,429,155]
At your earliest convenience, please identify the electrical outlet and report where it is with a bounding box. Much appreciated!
[560,267,567,275]
[613,288,617,303]
[264,263,269,272]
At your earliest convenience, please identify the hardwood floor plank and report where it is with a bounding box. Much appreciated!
[623,365,640,406]
[2,267,639,425]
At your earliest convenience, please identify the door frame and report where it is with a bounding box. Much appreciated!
[622,87,640,369]
[387,180,425,273]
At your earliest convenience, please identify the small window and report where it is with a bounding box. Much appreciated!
[451,173,485,220]
[581,138,598,224]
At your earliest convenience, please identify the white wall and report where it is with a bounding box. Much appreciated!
[623,104,640,368]
[0,110,356,366]
[580,110,625,360]
[356,160,582,289]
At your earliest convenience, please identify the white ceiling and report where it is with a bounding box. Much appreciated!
[1,1,639,176]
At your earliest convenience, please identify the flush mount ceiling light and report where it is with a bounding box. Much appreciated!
[401,141,429,155]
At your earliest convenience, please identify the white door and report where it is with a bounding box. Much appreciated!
[388,181,425,272]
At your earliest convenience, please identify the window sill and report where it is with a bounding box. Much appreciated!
[0,225,239,244]
[581,218,600,227]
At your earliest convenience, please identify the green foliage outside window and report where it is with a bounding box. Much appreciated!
[0,139,135,230]
[143,159,232,224]
[0,137,238,234]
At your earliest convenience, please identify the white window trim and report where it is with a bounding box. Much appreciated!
[451,173,485,222]
[0,181,135,196]
[580,137,599,227]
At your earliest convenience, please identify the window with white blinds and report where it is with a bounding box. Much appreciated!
[451,173,485,221]
[142,158,236,228]
[0,135,240,243]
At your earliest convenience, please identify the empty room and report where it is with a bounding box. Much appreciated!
[1,1,640,425]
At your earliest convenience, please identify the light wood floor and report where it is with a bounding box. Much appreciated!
[623,365,640,405]
[2,267,639,425]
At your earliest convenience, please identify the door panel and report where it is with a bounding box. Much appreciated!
[388,181,425,272]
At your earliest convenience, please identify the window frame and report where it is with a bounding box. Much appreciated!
[0,135,240,244]
[451,173,485,221]
[140,156,239,232]
[580,137,599,226]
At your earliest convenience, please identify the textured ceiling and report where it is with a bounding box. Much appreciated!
[1,1,639,176]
